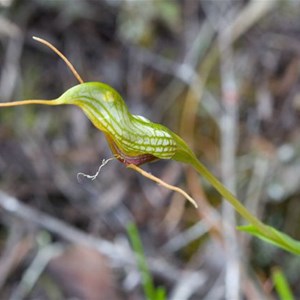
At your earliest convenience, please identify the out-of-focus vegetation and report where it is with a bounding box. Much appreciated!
[0,0,300,299]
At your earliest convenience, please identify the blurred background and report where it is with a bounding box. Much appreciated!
[0,0,300,299]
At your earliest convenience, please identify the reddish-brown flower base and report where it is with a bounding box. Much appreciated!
[105,135,157,166]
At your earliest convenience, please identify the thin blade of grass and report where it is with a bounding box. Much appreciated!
[272,267,295,300]
[127,223,165,300]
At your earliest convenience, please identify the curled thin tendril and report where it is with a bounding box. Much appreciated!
[77,157,115,182]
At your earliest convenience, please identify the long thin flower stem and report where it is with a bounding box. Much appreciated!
[192,158,273,238]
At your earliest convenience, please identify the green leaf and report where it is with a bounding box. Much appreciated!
[237,225,300,255]
[272,267,295,300]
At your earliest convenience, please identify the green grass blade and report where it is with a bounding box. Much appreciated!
[237,225,300,255]
[272,267,295,300]
[155,287,166,300]
[127,223,166,300]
